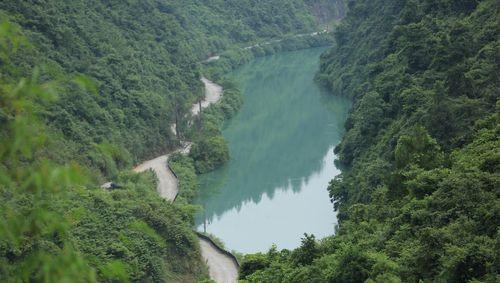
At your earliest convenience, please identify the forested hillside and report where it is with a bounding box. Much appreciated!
[175,0,326,56]
[0,1,344,281]
[0,0,341,180]
[240,0,499,282]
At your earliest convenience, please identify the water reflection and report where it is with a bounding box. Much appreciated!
[195,48,351,253]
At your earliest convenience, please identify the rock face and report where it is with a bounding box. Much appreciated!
[309,0,347,27]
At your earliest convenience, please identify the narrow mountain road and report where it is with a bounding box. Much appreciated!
[192,77,223,116]
[200,238,239,283]
[239,30,330,51]
[133,142,191,200]
[132,78,238,282]
[203,55,220,63]
[133,154,176,199]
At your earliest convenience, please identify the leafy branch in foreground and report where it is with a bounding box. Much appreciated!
[0,21,95,282]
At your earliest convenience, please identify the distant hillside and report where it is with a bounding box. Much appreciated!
[307,0,347,28]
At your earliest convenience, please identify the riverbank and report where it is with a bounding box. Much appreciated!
[202,29,335,79]
[195,48,351,253]
[126,46,338,283]
[132,77,239,283]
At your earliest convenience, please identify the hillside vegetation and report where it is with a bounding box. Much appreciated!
[0,1,344,281]
[0,22,207,282]
[0,0,342,180]
[240,0,499,282]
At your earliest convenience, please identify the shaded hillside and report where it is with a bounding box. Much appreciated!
[240,0,499,282]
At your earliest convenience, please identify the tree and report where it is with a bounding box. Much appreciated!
[0,21,95,281]
[292,234,319,266]
[189,136,229,174]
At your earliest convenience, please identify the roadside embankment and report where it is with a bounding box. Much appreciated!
[130,78,239,283]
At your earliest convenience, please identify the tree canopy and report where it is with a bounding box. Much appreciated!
[241,0,499,282]
[0,1,342,281]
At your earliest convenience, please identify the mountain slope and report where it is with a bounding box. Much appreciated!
[240,0,499,282]
[0,0,343,180]
[0,1,346,281]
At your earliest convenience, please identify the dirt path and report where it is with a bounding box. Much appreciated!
[203,55,220,63]
[135,75,223,200]
[133,154,177,200]
[199,238,239,283]
[131,78,237,282]
[132,142,192,201]
[192,77,223,116]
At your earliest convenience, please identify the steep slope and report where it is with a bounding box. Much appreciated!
[240,0,499,282]
[0,1,345,282]
[106,76,240,282]
[0,0,342,180]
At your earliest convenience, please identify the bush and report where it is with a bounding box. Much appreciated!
[190,136,229,174]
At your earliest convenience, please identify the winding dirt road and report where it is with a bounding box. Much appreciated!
[133,154,177,200]
[200,238,239,283]
[133,78,238,282]
[133,142,191,200]
[134,76,223,200]
[192,77,223,116]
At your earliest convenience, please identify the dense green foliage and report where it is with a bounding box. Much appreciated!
[0,23,96,282]
[70,172,206,282]
[190,135,230,174]
[177,0,322,55]
[169,153,199,203]
[241,0,499,282]
[188,80,243,174]
[62,172,206,282]
[0,1,201,179]
[1,1,348,281]
[201,0,349,77]
[0,0,342,180]
[0,25,207,282]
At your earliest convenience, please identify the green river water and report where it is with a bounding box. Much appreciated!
[195,48,351,253]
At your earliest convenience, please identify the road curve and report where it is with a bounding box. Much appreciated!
[199,238,239,283]
[134,75,224,200]
[192,77,223,116]
[133,78,237,282]
[133,154,177,200]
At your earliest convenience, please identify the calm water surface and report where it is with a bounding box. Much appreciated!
[195,48,351,253]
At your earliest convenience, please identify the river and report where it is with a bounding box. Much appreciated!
[195,48,351,254]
